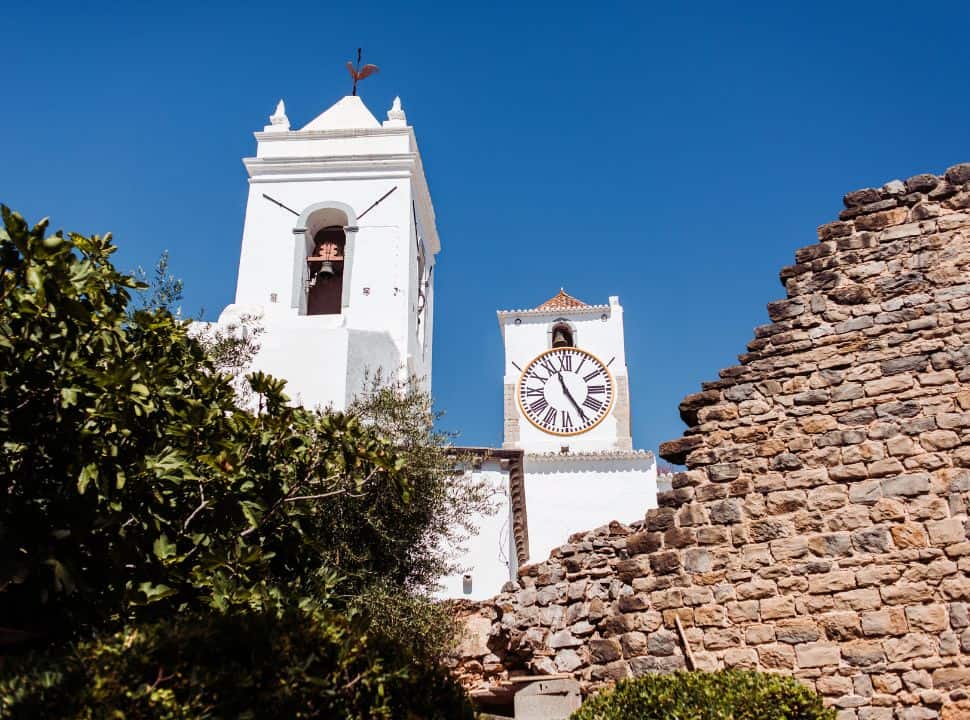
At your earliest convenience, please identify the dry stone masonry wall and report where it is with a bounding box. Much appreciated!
[464,164,970,720]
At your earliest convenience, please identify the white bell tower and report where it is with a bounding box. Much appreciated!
[217,94,440,410]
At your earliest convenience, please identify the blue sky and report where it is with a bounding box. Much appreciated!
[4,1,968,456]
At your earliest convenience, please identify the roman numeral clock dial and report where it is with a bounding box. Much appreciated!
[517,348,615,435]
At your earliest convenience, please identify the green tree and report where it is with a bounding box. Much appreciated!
[0,207,474,718]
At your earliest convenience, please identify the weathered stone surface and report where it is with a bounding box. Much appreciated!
[456,164,970,715]
[796,641,841,668]
[588,638,622,664]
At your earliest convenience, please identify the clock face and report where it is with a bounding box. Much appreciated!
[517,348,615,435]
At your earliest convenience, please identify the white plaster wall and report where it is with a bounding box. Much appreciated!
[437,463,516,600]
[235,179,415,328]
[222,98,439,412]
[522,454,657,564]
[500,298,629,453]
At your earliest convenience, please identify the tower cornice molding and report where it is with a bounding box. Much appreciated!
[253,126,411,142]
[497,304,611,320]
[244,153,422,176]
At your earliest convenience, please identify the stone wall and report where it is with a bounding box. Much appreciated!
[467,163,970,720]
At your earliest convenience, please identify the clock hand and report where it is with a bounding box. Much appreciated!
[558,372,588,422]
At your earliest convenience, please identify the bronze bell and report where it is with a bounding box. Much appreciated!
[552,326,572,348]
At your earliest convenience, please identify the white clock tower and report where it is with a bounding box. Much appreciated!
[500,290,657,564]
[213,93,439,410]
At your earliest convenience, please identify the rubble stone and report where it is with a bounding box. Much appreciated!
[453,164,970,718]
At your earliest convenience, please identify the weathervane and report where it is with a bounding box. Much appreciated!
[346,48,379,96]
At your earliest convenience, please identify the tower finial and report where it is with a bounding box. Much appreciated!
[264,99,290,132]
[346,48,379,96]
[383,96,407,127]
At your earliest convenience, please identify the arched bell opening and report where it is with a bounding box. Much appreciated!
[292,202,356,315]
[307,225,346,315]
[550,321,575,348]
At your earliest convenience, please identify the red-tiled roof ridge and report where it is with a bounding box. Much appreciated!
[535,288,589,311]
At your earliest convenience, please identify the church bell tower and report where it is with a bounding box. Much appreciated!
[217,93,440,409]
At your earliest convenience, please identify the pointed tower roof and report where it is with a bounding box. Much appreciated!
[300,95,381,131]
[535,288,589,311]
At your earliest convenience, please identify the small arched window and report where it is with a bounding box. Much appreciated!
[551,322,574,348]
[306,225,346,315]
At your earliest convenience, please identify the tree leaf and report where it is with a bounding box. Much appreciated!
[77,463,98,495]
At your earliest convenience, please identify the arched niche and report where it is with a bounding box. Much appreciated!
[291,201,358,315]
[550,319,577,348]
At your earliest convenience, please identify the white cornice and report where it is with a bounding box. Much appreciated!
[253,126,411,142]
[525,449,655,463]
[244,153,420,175]
[497,304,611,319]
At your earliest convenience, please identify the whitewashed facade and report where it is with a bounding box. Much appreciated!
[497,291,658,566]
[440,292,657,599]
[212,95,439,410]
[207,93,657,603]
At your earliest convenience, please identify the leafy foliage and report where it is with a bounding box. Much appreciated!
[0,202,402,637]
[0,608,474,720]
[343,374,495,594]
[0,206,474,716]
[133,250,184,315]
[570,670,835,720]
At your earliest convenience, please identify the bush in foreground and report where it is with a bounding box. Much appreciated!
[571,670,835,720]
[0,608,474,720]
[0,206,480,716]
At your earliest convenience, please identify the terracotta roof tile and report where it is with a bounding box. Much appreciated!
[535,288,589,311]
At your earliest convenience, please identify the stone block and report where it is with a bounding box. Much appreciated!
[549,630,582,649]
[809,571,856,594]
[795,641,840,668]
[808,485,849,510]
[884,633,938,661]
[723,647,758,669]
[702,626,742,650]
[835,587,883,611]
[855,565,901,588]
[776,618,822,644]
[588,638,622,664]
[736,578,775,600]
[760,595,797,620]
[927,517,966,545]
[625,531,662,556]
[880,582,933,605]
[619,631,646,658]
[891,522,929,548]
[840,640,886,668]
[920,430,960,451]
[860,608,908,637]
[758,642,795,669]
[905,604,948,633]
[851,526,894,553]
[554,648,583,672]
[514,678,583,720]
[628,654,685,676]
[708,498,744,524]
[881,473,931,497]
[808,532,852,560]
[750,519,792,542]
[649,551,681,575]
[932,666,970,691]
[647,629,678,656]
[819,611,861,640]
[745,623,776,645]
